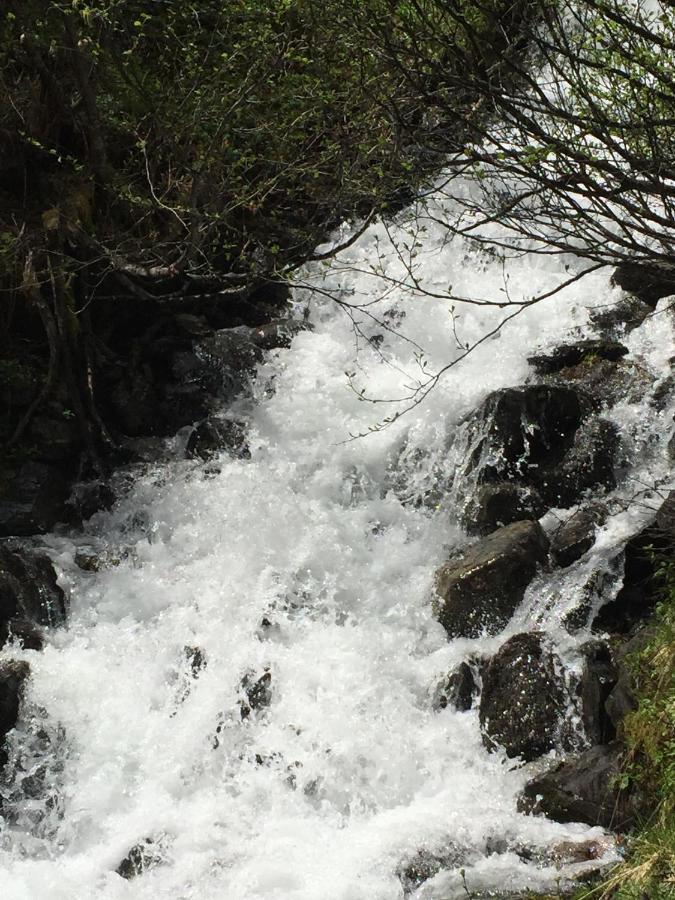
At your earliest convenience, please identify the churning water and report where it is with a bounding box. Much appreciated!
[0,176,673,899]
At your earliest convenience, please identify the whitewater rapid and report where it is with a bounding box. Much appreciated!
[0,182,673,899]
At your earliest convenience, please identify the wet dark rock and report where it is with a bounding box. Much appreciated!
[185,417,250,461]
[593,492,675,634]
[464,482,546,536]
[604,672,638,734]
[518,742,651,830]
[240,669,272,719]
[0,545,67,627]
[187,327,265,402]
[65,480,116,525]
[590,296,652,334]
[479,632,567,761]
[577,641,617,745]
[435,521,549,639]
[612,260,675,307]
[602,629,649,734]
[184,645,207,678]
[463,385,618,511]
[466,385,583,486]
[0,660,30,766]
[432,662,477,712]
[649,359,675,410]
[562,564,622,635]
[550,503,608,568]
[542,357,652,414]
[246,318,309,351]
[0,618,43,652]
[74,550,103,572]
[397,845,468,894]
[540,418,618,508]
[528,340,629,376]
[0,461,70,536]
[116,838,165,879]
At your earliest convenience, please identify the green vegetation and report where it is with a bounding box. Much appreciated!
[0,0,504,461]
[581,557,675,899]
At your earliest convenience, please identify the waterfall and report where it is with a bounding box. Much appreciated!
[0,175,672,899]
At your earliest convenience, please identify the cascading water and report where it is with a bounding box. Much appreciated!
[0,174,673,900]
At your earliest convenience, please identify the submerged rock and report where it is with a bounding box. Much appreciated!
[432,661,477,712]
[185,417,250,461]
[479,633,567,761]
[528,340,628,376]
[590,296,652,334]
[435,521,549,639]
[397,845,469,894]
[518,742,650,831]
[550,503,608,568]
[116,838,165,879]
[239,669,272,719]
[0,660,30,766]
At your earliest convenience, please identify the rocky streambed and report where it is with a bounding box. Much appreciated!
[0,217,673,898]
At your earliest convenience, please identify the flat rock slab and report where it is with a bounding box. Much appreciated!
[435,520,549,638]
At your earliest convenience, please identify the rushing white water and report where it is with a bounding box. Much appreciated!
[0,178,673,899]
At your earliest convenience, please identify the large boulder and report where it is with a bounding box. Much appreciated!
[460,384,618,523]
[550,503,608,568]
[435,521,549,638]
[479,632,567,761]
[593,492,675,634]
[518,742,651,831]
[527,340,628,376]
[465,385,583,485]
[538,418,618,508]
